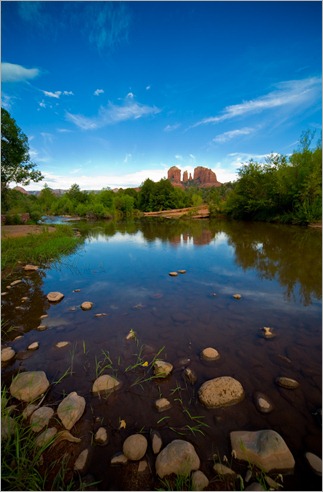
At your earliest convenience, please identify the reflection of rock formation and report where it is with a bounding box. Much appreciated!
[167,166,221,188]
[169,230,215,246]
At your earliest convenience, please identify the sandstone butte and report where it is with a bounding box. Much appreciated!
[167,165,221,188]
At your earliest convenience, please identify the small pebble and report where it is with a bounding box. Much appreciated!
[169,272,178,277]
[305,451,322,476]
[55,341,70,348]
[81,302,93,310]
[276,376,299,389]
[232,294,241,299]
[28,342,39,350]
[177,269,186,274]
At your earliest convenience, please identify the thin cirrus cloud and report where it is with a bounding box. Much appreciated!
[66,95,161,130]
[191,77,321,128]
[1,62,40,82]
[213,127,256,144]
[42,90,74,98]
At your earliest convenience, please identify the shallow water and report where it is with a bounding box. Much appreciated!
[2,218,322,490]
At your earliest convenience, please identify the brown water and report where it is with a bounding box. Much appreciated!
[1,218,322,490]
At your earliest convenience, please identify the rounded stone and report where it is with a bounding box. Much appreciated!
[201,347,220,361]
[35,427,57,447]
[47,292,64,303]
[155,439,200,478]
[254,392,274,414]
[275,376,299,389]
[305,452,322,476]
[177,269,186,274]
[95,427,109,445]
[57,391,86,430]
[81,301,93,310]
[23,264,39,271]
[74,449,89,472]
[1,347,15,362]
[10,371,50,402]
[30,406,54,432]
[28,342,39,350]
[155,398,171,412]
[198,376,244,408]
[169,272,178,277]
[55,341,70,348]
[123,434,148,461]
[233,293,241,299]
[154,360,173,378]
[36,325,47,331]
[192,470,209,491]
[92,374,121,395]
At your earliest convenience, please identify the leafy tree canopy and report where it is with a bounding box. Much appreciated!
[1,108,43,193]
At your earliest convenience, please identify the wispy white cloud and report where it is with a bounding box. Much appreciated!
[124,153,132,163]
[94,89,104,96]
[66,95,161,130]
[2,62,40,82]
[213,127,256,143]
[191,77,322,128]
[42,90,74,98]
[146,85,151,91]
[164,123,181,132]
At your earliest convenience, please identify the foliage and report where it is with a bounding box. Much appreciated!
[1,108,43,208]
[1,225,83,276]
[225,131,322,224]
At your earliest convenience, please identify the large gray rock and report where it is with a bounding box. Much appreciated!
[123,434,148,461]
[10,371,50,402]
[230,430,295,472]
[92,375,121,395]
[57,392,85,430]
[155,439,200,478]
[198,376,244,408]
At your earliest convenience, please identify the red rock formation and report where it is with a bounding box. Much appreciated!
[193,166,220,187]
[167,166,183,187]
[167,166,221,188]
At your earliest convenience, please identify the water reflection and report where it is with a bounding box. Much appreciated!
[76,218,321,306]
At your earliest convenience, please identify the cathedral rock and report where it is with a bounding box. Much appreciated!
[167,166,221,188]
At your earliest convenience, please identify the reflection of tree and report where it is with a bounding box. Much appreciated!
[1,269,49,341]
[221,220,322,306]
[63,218,321,306]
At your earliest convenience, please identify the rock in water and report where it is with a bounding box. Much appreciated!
[275,376,299,389]
[1,347,15,362]
[30,406,54,432]
[123,434,148,461]
[198,376,244,408]
[154,360,173,378]
[57,392,86,430]
[305,452,322,476]
[155,439,200,478]
[47,292,64,302]
[92,375,121,395]
[81,301,93,310]
[10,371,50,402]
[230,429,295,472]
[201,347,220,361]
[191,470,209,491]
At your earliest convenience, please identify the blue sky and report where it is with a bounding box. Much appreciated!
[2,1,322,190]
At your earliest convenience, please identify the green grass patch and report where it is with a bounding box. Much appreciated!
[1,225,83,276]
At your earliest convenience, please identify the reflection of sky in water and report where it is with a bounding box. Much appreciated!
[42,225,321,315]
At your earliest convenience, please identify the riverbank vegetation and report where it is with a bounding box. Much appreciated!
[1,225,83,277]
[2,118,321,226]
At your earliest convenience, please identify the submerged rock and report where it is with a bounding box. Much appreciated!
[254,392,274,414]
[305,452,322,476]
[57,392,85,430]
[10,371,50,402]
[74,448,89,472]
[35,427,57,447]
[23,264,39,271]
[201,347,220,361]
[47,292,64,303]
[154,360,173,378]
[92,375,121,395]
[95,427,109,445]
[199,376,244,408]
[30,406,54,432]
[81,301,93,310]
[169,272,178,277]
[192,470,209,491]
[151,430,162,454]
[155,398,171,412]
[28,342,39,350]
[233,293,241,299]
[1,347,15,362]
[230,429,295,472]
[213,463,236,477]
[123,434,148,461]
[184,367,197,385]
[275,376,299,389]
[155,439,200,478]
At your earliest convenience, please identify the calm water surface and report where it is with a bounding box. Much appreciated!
[2,219,321,490]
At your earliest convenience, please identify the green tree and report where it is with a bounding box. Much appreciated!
[1,108,43,207]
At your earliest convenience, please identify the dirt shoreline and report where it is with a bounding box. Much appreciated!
[1,224,57,239]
